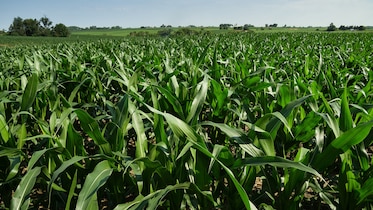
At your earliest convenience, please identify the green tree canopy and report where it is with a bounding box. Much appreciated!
[39,16,53,36]
[53,23,70,37]
[8,17,25,36]
[8,16,70,37]
[23,19,40,36]
[327,22,337,31]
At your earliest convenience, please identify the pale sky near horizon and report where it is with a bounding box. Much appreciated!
[0,0,372,30]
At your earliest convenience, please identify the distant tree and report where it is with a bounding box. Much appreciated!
[8,17,25,36]
[219,24,232,29]
[53,23,70,37]
[40,16,52,29]
[233,26,243,30]
[23,18,40,36]
[243,24,254,30]
[357,25,366,31]
[339,25,347,30]
[269,23,278,27]
[327,23,337,31]
[39,16,52,36]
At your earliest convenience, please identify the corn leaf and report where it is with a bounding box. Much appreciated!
[76,160,113,210]
[186,76,209,124]
[146,104,256,210]
[20,72,38,111]
[75,109,111,154]
[235,156,321,178]
[0,114,9,143]
[10,167,42,210]
[340,88,353,132]
[65,170,78,210]
[314,120,373,171]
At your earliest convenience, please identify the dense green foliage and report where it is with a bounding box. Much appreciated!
[1,32,373,209]
[8,16,70,37]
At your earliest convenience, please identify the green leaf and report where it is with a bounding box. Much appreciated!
[114,183,190,210]
[210,80,228,115]
[0,146,22,157]
[17,123,27,149]
[68,78,90,105]
[75,109,111,154]
[65,170,78,210]
[21,72,38,111]
[130,101,148,162]
[76,160,113,210]
[267,95,311,136]
[28,148,55,170]
[0,114,9,143]
[155,85,185,119]
[358,178,373,204]
[263,95,311,155]
[107,95,130,152]
[202,121,265,157]
[245,76,261,88]
[270,112,294,137]
[146,104,255,210]
[11,167,42,210]
[340,88,353,132]
[6,156,21,182]
[49,156,86,207]
[314,120,373,171]
[235,156,322,178]
[186,76,209,124]
[202,121,244,137]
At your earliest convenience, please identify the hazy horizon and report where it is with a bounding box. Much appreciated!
[1,0,372,30]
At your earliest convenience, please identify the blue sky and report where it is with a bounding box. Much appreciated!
[1,0,372,30]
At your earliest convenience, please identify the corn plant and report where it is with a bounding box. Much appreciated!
[0,32,373,210]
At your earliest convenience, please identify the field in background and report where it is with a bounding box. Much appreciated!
[1,32,373,209]
[1,26,372,47]
[69,26,373,36]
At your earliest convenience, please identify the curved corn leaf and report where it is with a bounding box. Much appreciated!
[235,156,322,178]
[154,85,185,119]
[358,178,373,204]
[10,167,42,210]
[0,114,9,143]
[145,104,256,210]
[114,183,190,210]
[202,121,265,157]
[21,72,38,111]
[48,156,86,208]
[314,120,373,171]
[340,88,353,132]
[66,170,78,210]
[76,160,113,210]
[28,148,55,169]
[75,109,111,154]
[0,146,22,157]
[186,76,209,124]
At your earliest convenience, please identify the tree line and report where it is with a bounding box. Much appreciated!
[8,16,70,37]
[327,23,366,31]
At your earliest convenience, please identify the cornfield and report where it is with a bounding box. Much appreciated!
[1,32,373,210]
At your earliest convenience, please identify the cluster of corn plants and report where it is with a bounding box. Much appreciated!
[1,32,373,209]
